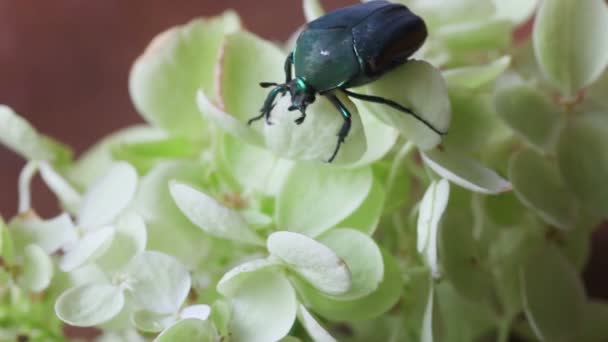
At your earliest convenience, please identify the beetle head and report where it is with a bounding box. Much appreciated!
[287,78,316,115]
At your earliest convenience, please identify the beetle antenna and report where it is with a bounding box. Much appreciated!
[260,82,279,88]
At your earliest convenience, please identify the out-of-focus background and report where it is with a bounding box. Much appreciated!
[0,0,352,217]
[0,0,606,300]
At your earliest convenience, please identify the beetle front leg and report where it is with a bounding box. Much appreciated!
[284,52,294,83]
[326,94,352,163]
[248,85,285,125]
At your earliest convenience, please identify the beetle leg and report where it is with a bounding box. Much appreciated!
[248,85,285,125]
[284,52,294,83]
[326,94,352,163]
[342,89,447,136]
[294,110,306,125]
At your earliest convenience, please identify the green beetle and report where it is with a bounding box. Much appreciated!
[248,0,445,162]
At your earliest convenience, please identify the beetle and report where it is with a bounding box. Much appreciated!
[248,0,445,162]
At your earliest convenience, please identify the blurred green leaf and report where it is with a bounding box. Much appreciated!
[557,113,608,217]
[533,0,608,96]
[443,56,511,89]
[495,84,564,152]
[112,136,202,174]
[521,244,586,341]
[509,148,579,229]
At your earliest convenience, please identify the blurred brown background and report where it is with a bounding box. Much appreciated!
[0,0,606,301]
[0,0,351,217]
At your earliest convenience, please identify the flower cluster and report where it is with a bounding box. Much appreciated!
[1,0,608,341]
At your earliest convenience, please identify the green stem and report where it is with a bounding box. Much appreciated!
[497,317,512,342]
[386,141,415,191]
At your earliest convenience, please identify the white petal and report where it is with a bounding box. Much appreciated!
[39,162,82,213]
[297,305,336,342]
[180,304,211,320]
[18,161,38,214]
[78,162,138,229]
[60,226,115,272]
[55,283,125,327]
[267,231,351,295]
[417,180,450,278]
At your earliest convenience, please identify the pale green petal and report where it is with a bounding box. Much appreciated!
[557,113,608,217]
[303,0,325,22]
[126,251,191,314]
[196,90,264,146]
[132,310,174,333]
[533,0,608,96]
[521,244,586,341]
[417,179,450,278]
[277,164,373,237]
[262,93,366,164]
[221,134,293,196]
[294,249,401,321]
[11,213,76,254]
[97,213,147,273]
[19,244,53,292]
[60,226,115,272]
[337,176,386,235]
[422,150,511,194]
[78,162,138,229]
[39,162,82,213]
[443,56,511,89]
[268,231,351,295]
[509,149,579,230]
[204,30,284,144]
[217,258,281,297]
[18,161,37,213]
[55,283,125,327]
[66,125,165,189]
[180,304,211,320]
[169,182,263,245]
[0,105,56,160]
[494,83,564,152]
[492,0,538,23]
[348,113,399,167]
[155,319,217,342]
[317,228,383,300]
[129,12,241,136]
[354,61,451,150]
[228,269,297,342]
[436,19,511,52]
[297,305,336,342]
